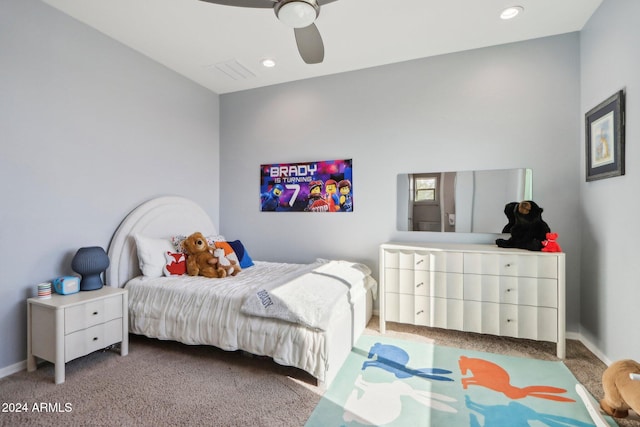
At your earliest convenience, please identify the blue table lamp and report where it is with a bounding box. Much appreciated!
[71,246,110,291]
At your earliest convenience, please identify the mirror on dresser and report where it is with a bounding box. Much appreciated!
[397,168,532,233]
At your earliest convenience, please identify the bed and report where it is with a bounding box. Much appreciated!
[106,196,375,388]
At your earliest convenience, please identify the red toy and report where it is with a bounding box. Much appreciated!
[541,232,562,252]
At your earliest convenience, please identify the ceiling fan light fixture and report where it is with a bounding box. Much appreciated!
[500,6,524,20]
[275,0,319,28]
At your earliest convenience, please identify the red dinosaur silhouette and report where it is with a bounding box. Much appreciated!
[459,356,575,402]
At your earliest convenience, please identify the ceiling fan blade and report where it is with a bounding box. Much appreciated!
[198,0,275,8]
[317,0,340,5]
[294,23,324,64]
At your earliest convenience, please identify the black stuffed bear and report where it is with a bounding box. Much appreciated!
[495,201,550,251]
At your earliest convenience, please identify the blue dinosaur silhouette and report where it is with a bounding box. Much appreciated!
[465,395,594,427]
[362,342,453,381]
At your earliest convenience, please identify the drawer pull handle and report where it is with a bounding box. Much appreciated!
[92,337,99,341]
[416,310,424,315]
[92,311,98,316]
[416,282,424,288]
[506,288,513,293]
[505,263,512,268]
[506,319,514,323]
[416,259,424,265]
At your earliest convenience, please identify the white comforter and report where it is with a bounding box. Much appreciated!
[240,260,371,331]
[125,260,374,382]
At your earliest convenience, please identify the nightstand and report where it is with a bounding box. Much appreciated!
[27,286,128,384]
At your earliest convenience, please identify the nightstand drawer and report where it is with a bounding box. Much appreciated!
[65,318,123,362]
[64,295,123,334]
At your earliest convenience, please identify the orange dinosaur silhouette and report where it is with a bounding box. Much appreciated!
[459,356,575,402]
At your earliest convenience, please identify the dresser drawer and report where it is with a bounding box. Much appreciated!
[384,293,429,325]
[430,297,464,330]
[64,294,123,334]
[463,301,558,341]
[464,253,558,278]
[464,275,558,308]
[384,293,464,330]
[384,250,463,273]
[384,269,463,298]
[65,318,123,362]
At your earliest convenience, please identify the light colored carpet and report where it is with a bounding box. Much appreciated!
[1,316,636,426]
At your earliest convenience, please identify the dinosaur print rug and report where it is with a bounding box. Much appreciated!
[305,335,616,427]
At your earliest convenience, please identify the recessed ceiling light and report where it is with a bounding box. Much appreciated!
[261,58,276,68]
[500,6,524,20]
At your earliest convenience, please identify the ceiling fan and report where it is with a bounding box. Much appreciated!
[198,0,339,64]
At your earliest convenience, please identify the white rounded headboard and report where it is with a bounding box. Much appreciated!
[106,196,217,288]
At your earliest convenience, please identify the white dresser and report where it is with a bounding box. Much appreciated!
[27,286,128,384]
[379,242,565,358]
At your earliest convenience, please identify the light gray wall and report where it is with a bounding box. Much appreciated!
[220,34,583,330]
[0,0,220,372]
[580,0,640,362]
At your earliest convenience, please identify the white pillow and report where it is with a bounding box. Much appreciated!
[134,234,174,278]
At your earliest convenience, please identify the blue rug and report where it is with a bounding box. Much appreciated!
[305,335,616,427]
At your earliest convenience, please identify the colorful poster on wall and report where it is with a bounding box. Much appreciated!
[260,159,353,212]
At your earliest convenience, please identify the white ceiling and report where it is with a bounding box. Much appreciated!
[41,0,603,94]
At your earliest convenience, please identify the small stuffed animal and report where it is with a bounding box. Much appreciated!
[541,232,562,252]
[213,246,241,277]
[600,359,640,418]
[182,232,225,278]
[496,201,551,251]
[163,252,186,276]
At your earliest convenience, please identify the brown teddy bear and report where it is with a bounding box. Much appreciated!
[600,359,640,418]
[182,232,226,278]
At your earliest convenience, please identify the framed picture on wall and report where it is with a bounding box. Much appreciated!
[585,90,625,181]
[260,159,353,212]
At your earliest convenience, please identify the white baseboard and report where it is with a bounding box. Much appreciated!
[0,359,26,379]
[570,331,613,366]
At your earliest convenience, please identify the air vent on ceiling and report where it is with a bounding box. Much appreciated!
[204,59,256,81]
